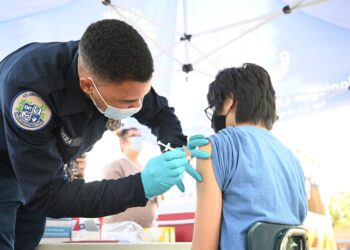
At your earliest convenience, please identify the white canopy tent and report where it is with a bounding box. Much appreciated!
[1,0,349,205]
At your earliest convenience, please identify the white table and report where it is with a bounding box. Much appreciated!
[37,242,192,250]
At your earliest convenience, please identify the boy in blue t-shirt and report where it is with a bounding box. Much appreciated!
[192,63,307,250]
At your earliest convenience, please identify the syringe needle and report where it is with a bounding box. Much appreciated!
[157,140,174,151]
[158,140,192,160]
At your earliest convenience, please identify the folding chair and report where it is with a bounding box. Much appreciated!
[248,222,308,250]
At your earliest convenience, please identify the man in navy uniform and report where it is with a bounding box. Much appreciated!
[0,19,209,249]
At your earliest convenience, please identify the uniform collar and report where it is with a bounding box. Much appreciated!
[59,53,93,116]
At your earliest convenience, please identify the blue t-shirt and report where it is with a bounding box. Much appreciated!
[209,126,307,250]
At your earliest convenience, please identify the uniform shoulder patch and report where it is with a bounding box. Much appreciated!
[11,91,52,131]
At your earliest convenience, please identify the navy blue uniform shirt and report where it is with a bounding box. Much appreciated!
[0,41,187,218]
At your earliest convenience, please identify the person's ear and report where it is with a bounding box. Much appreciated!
[119,140,125,152]
[222,97,235,114]
[80,77,93,96]
[225,97,237,127]
[231,98,238,113]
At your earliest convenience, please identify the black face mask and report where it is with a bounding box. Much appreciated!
[211,114,226,133]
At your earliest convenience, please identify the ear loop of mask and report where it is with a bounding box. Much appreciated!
[88,77,144,112]
[88,77,109,111]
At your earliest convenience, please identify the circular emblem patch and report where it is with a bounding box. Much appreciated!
[11,91,52,131]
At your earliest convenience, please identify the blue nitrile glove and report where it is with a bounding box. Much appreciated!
[141,149,188,198]
[175,134,211,192]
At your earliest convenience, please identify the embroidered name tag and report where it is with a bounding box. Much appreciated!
[60,127,82,147]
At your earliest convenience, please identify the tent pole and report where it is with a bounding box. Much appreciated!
[183,0,191,79]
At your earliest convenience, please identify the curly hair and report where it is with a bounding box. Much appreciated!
[79,19,153,83]
[207,63,277,130]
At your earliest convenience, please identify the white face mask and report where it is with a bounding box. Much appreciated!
[88,77,142,120]
[130,136,143,152]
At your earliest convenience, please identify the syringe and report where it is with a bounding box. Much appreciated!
[157,141,174,152]
[157,140,191,160]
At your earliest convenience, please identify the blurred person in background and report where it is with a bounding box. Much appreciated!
[102,127,162,228]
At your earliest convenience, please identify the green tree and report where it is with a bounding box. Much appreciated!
[328,192,350,227]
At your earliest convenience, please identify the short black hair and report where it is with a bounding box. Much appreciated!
[207,63,277,130]
[79,19,153,83]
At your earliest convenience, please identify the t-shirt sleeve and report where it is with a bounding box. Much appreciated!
[208,128,239,192]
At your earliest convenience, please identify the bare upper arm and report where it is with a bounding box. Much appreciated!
[192,142,222,250]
